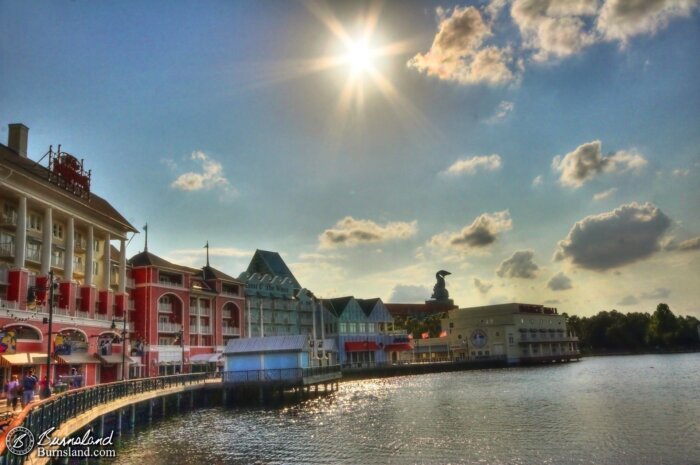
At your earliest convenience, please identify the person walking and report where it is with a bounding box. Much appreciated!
[6,375,20,411]
[21,369,38,407]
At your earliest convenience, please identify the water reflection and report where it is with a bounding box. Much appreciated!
[110,354,700,465]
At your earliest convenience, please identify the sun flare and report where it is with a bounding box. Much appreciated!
[345,40,375,74]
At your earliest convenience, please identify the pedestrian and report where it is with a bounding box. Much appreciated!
[39,376,51,399]
[6,375,20,410]
[21,369,38,407]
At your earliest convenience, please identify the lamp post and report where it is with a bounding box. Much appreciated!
[177,328,184,374]
[27,270,55,398]
[110,317,128,381]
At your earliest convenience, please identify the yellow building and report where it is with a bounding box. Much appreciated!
[442,303,580,364]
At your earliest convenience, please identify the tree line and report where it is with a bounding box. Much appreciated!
[565,304,700,353]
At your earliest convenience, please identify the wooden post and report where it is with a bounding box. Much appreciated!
[130,404,136,430]
[116,409,123,436]
[148,399,153,423]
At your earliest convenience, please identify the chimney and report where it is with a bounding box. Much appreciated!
[8,123,29,158]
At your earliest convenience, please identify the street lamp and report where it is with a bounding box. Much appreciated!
[27,270,56,399]
[177,328,184,374]
[110,317,128,381]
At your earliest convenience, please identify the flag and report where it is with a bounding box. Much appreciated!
[439,330,447,338]
[421,332,429,339]
[142,224,147,231]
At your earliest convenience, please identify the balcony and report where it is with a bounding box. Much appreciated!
[0,213,17,229]
[158,303,173,313]
[74,237,87,253]
[73,262,85,276]
[158,279,184,289]
[197,326,212,335]
[26,248,42,263]
[0,242,15,258]
[222,326,240,336]
[157,322,182,333]
[126,278,135,289]
[51,255,64,269]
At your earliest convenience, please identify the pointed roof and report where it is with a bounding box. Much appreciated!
[202,265,241,283]
[323,296,354,318]
[128,251,193,273]
[245,249,300,289]
[357,298,381,317]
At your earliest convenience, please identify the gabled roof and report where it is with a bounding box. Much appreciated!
[223,335,308,355]
[323,296,354,318]
[0,143,137,233]
[245,249,300,289]
[128,251,193,273]
[357,298,381,317]
[201,265,241,283]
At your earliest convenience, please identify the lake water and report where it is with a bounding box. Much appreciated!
[110,354,700,465]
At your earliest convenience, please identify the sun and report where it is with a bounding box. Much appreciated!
[344,40,375,74]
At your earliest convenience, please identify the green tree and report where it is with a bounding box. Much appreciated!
[648,303,678,347]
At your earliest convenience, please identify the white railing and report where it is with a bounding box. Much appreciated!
[75,310,89,319]
[158,303,173,313]
[127,278,135,288]
[158,279,184,289]
[95,313,110,321]
[0,299,19,310]
[51,255,63,268]
[0,242,15,257]
[223,326,240,336]
[26,249,41,262]
[221,291,239,298]
[1,213,17,226]
[197,325,212,334]
[158,322,182,333]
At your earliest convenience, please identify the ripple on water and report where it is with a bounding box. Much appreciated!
[109,354,700,465]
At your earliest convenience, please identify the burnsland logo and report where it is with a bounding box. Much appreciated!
[5,427,35,456]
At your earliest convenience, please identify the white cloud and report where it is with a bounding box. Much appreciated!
[672,168,690,177]
[497,250,540,279]
[487,100,515,123]
[532,175,543,187]
[164,246,251,268]
[547,272,573,291]
[408,6,517,86]
[555,202,672,270]
[319,217,417,249]
[593,188,617,201]
[387,284,431,303]
[597,0,698,43]
[429,210,513,251]
[512,0,599,61]
[443,154,502,176]
[473,277,494,294]
[552,140,647,188]
[677,236,700,251]
[171,151,233,193]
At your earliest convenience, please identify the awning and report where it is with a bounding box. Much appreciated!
[96,354,138,365]
[55,353,100,364]
[384,343,413,352]
[344,341,381,352]
[190,353,221,364]
[0,353,48,366]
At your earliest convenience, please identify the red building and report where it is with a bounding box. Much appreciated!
[128,251,245,376]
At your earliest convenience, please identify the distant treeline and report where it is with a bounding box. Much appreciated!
[566,304,700,353]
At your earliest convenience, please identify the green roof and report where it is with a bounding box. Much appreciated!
[245,249,301,289]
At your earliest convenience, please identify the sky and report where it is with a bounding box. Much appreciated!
[1,0,699,318]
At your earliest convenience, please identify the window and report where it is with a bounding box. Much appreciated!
[339,323,347,333]
[53,223,64,239]
[367,323,375,333]
[2,204,17,223]
[93,262,99,275]
[28,213,42,232]
[348,323,357,333]
[93,240,99,252]
[358,323,366,333]
[508,334,514,344]
[0,232,14,256]
[51,248,64,267]
[26,242,41,261]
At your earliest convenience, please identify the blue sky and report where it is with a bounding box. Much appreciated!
[1,0,699,317]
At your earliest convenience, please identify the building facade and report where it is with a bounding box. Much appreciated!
[0,123,137,387]
[322,296,409,368]
[128,251,246,376]
[442,303,580,363]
